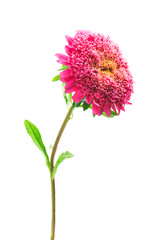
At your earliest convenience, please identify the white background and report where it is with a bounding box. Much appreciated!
[0,0,157,239]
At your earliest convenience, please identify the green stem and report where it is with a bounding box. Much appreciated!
[50,105,74,240]
[50,178,55,240]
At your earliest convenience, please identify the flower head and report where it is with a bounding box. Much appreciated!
[56,30,133,117]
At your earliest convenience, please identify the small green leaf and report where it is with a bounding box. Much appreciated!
[52,75,60,82]
[111,110,118,117]
[62,83,68,105]
[62,64,68,68]
[52,151,74,179]
[73,98,85,108]
[83,101,91,111]
[62,83,73,110]
[68,92,72,105]
[57,65,69,71]
[24,120,50,170]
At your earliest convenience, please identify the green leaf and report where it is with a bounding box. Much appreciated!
[24,120,50,170]
[111,110,118,116]
[62,64,68,68]
[62,83,73,110]
[57,65,69,71]
[83,101,91,111]
[62,83,68,105]
[73,98,85,108]
[102,110,117,118]
[52,151,74,179]
[52,75,60,82]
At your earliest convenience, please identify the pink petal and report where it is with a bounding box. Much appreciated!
[55,53,69,66]
[65,45,74,55]
[76,30,92,34]
[86,95,93,104]
[72,91,85,103]
[111,104,117,113]
[120,105,125,111]
[103,105,111,117]
[92,100,103,116]
[65,86,79,94]
[60,68,71,77]
[115,105,120,115]
[55,53,68,61]
[65,35,74,46]
[60,69,73,83]
[65,79,75,90]
[60,76,74,83]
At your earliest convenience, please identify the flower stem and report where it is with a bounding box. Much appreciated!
[50,105,74,240]
[50,178,55,240]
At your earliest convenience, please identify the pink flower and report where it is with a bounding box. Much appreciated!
[56,30,133,117]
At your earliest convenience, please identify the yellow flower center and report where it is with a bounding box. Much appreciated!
[99,59,117,78]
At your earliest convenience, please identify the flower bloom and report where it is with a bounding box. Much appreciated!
[56,30,133,116]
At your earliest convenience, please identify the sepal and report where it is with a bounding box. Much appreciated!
[52,75,60,82]
[57,65,69,71]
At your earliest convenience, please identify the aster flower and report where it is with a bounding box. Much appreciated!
[56,30,133,117]
[24,30,134,240]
